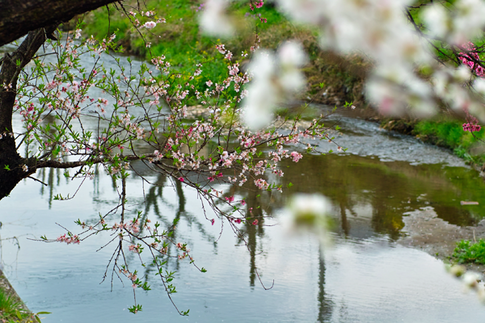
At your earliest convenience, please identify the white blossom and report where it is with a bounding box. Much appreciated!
[422,4,449,39]
[463,271,481,289]
[242,44,307,130]
[199,0,234,37]
[142,21,157,29]
[282,193,333,249]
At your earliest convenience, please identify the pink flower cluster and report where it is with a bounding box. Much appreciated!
[463,123,482,132]
[227,217,242,224]
[128,244,141,253]
[249,1,264,10]
[290,151,303,162]
[176,242,191,260]
[459,42,484,77]
[56,234,80,244]
[111,219,140,234]
[254,178,270,190]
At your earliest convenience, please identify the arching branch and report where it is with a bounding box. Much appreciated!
[0,0,120,46]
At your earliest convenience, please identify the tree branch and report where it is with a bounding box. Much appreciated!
[0,0,120,46]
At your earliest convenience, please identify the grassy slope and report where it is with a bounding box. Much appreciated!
[0,269,41,323]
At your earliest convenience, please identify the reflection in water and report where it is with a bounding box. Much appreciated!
[35,146,485,277]
[318,248,333,323]
[238,189,265,287]
[274,154,485,238]
[28,144,485,322]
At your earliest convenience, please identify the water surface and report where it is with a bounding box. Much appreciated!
[3,106,485,322]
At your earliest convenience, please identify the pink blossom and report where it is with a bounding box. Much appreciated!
[459,43,485,77]
[143,21,157,29]
[252,219,259,225]
[254,178,269,190]
[225,196,235,203]
[179,177,184,182]
[216,44,226,54]
[290,151,303,163]
[128,244,138,252]
[56,234,80,244]
[463,123,482,132]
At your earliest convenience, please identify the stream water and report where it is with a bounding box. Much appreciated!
[2,106,485,322]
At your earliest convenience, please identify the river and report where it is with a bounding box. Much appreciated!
[2,104,485,322]
[2,45,485,321]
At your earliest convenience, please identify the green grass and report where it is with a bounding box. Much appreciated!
[0,287,37,322]
[453,239,485,264]
[80,0,307,94]
[413,119,485,164]
[82,0,233,91]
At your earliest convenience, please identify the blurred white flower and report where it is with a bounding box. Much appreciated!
[278,41,308,92]
[283,193,333,249]
[278,41,308,67]
[242,43,307,130]
[279,69,306,93]
[462,271,481,289]
[422,4,449,39]
[277,0,324,24]
[248,50,276,79]
[451,0,485,44]
[453,65,472,82]
[473,78,485,96]
[242,51,277,130]
[289,193,332,221]
[199,0,234,37]
[242,80,277,130]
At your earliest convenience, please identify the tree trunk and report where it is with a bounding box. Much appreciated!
[0,0,119,46]
[0,26,57,199]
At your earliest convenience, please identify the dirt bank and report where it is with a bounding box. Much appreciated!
[399,206,485,274]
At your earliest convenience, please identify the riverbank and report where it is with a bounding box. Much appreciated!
[0,269,40,322]
[399,206,485,274]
